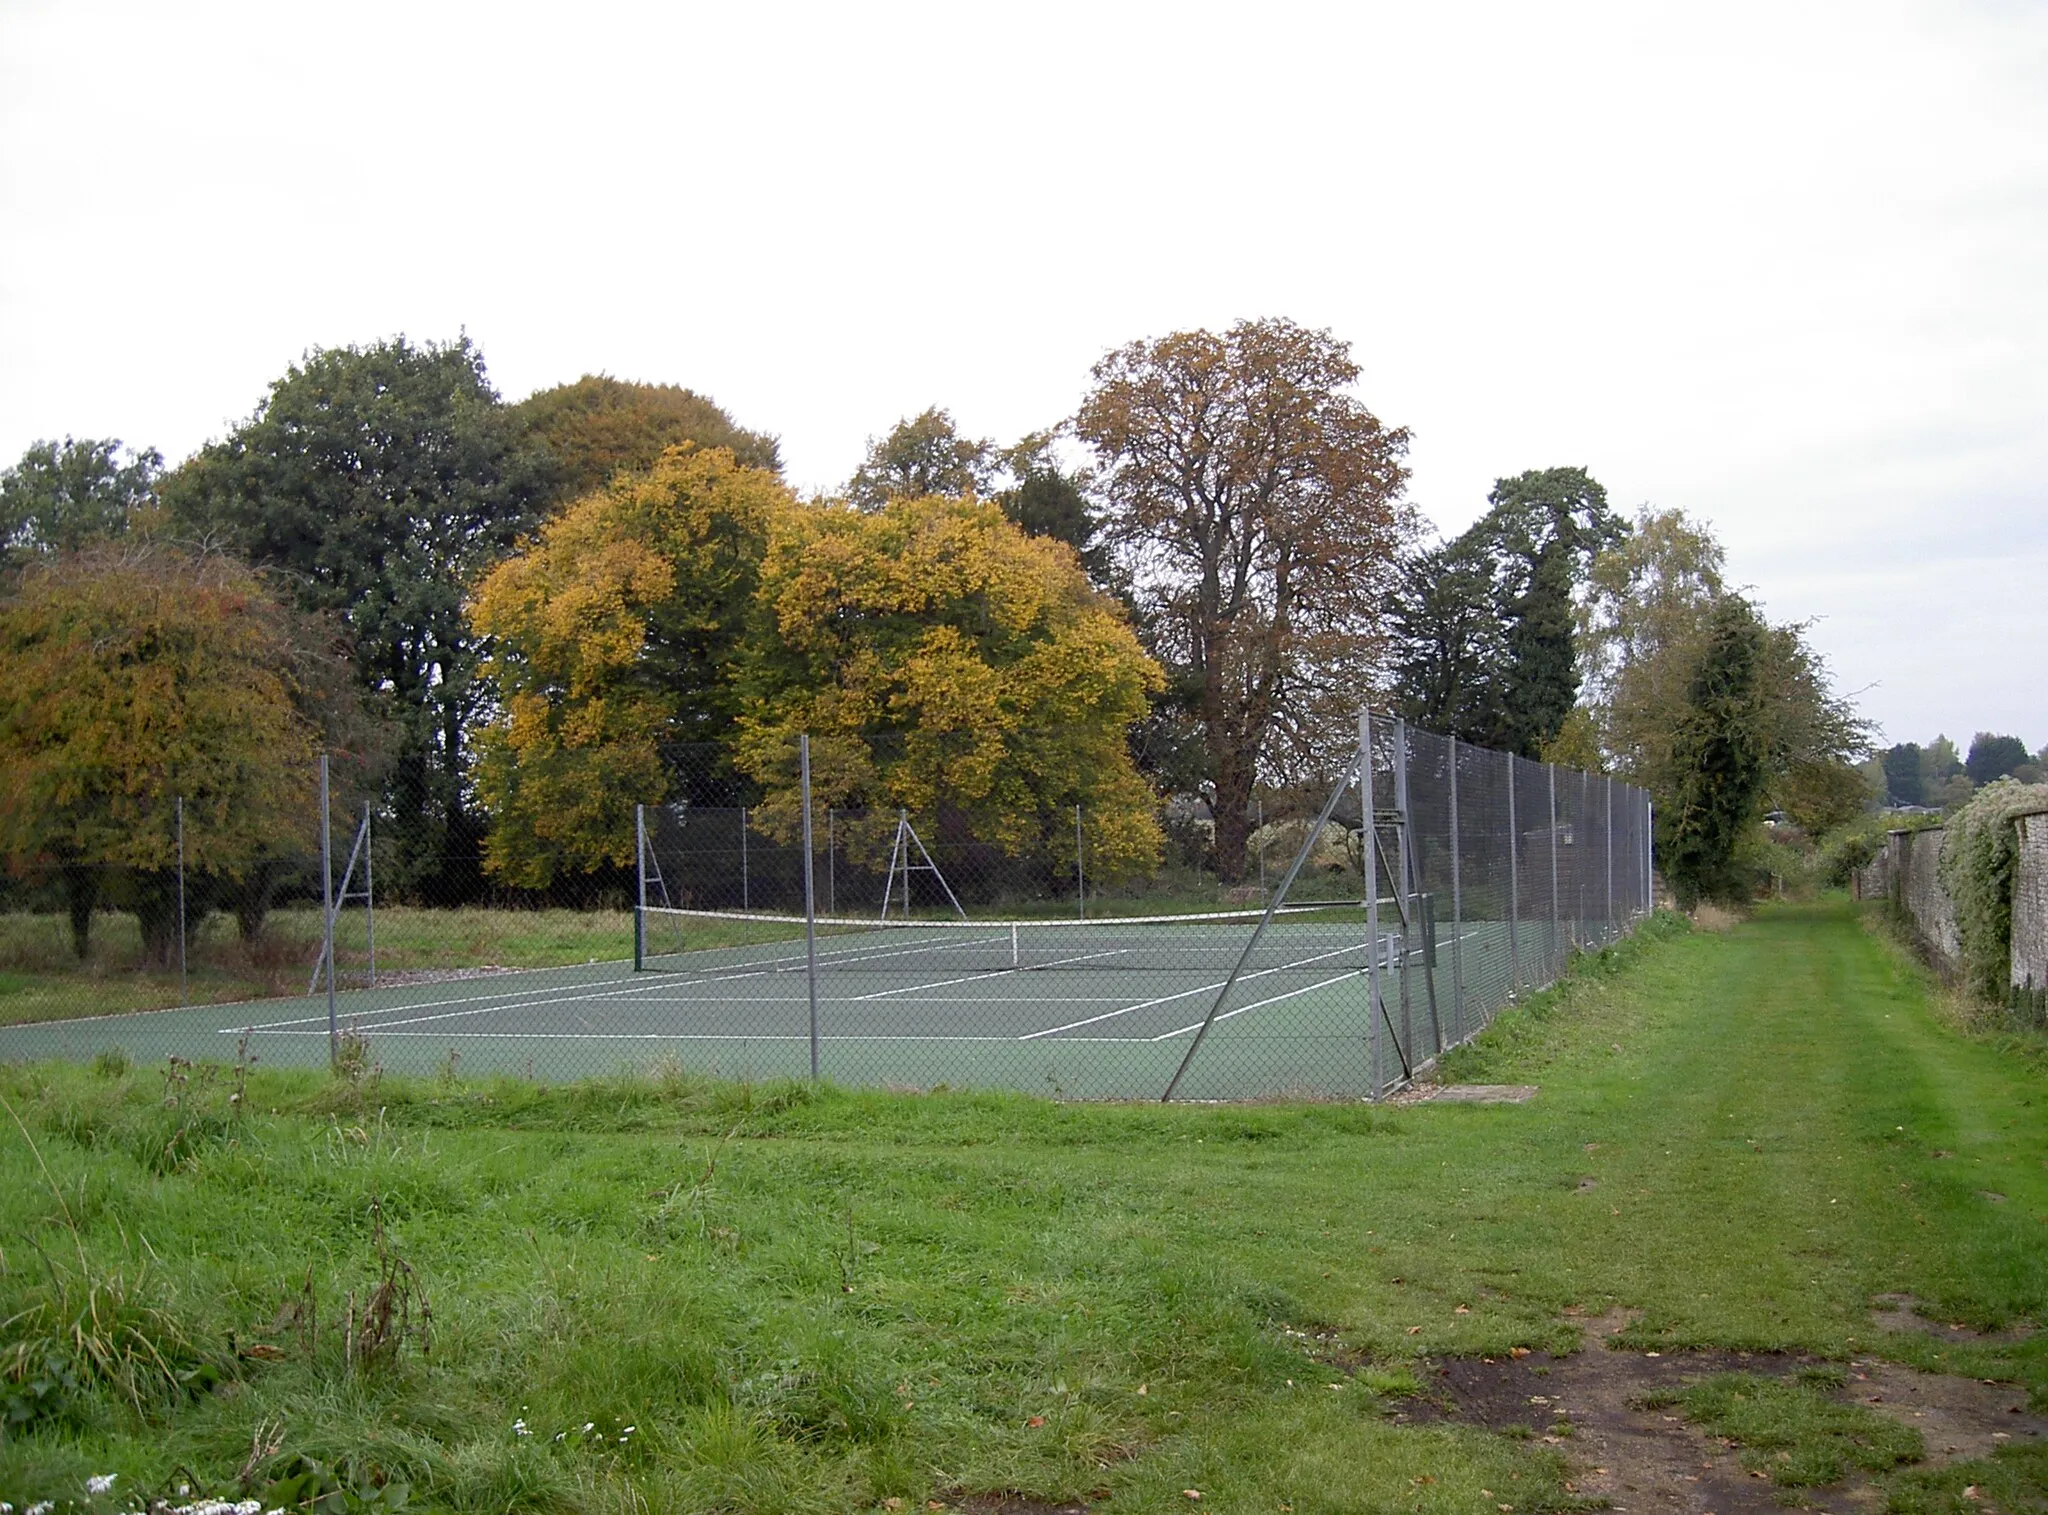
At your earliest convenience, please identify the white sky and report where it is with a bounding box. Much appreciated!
[3,0,2043,751]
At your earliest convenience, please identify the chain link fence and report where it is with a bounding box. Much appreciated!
[0,717,1652,1100]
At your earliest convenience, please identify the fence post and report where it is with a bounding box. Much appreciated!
[1547,763,1561,978]
[1076,803,1086,919]
[800,735,821,1081]
[1645,797,1655,915]
[827,807,836,915]
[1363,710,1381,1098]
[1604,775,1614,943]
[176,795,187,1008]
[362,801,377,986]
[740,805,749,912]
[634,803,646,972]
[321,755,337,1062]
[1506,749,1520,999]
[1392,716,1419,1060]
[1448,738,1463,1044]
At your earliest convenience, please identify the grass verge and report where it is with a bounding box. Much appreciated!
[0,899,2043,1512]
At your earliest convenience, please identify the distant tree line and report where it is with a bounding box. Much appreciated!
[1878,733,2042,809]
[1,319,1883,946]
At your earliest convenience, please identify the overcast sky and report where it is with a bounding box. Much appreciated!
[3,0,2042,750]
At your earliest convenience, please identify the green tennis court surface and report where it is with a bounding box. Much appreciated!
[0,916,1549,1099]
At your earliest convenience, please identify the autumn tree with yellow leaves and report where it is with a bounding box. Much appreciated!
[0,543,342,960]
[469,447,787,886]
[734,493,1164,882]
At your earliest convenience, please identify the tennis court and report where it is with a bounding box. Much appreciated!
[0,909,1540,1100]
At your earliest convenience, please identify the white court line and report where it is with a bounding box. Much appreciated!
[1016,940,1371,1040]
[227,991,1156,1036]
[232,926,1023,1035]
[243,1028,1170,1045]
[1147,971,1358,1040]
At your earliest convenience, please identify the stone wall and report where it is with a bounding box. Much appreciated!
[1855,809,2048,1001]
[2015,810,2048,999]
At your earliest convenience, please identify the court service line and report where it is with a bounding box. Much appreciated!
[1146,971,1359,1040]
[1015,940,1373,1041]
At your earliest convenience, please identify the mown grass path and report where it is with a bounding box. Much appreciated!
[1,902,2042,1512]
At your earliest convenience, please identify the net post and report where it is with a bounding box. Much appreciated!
[321,754,337,1063]
[176,795,187,1009]
[800,735,821,1081]
[740,805,749,912]
[634,803,646,973]
[827,807,836,915]
[1547,762,1561,977]
[1364,709,1381,1099]
[1448,738,1463,1045]
[1506,749,1520,1001]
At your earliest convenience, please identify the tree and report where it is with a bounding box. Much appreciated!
[1882,743,1926,806]
[1662,597,1771,906]
[995,433,1114,588]
[846,408,996,509]
[1467,467,1623,757]
[0,544,328,959]
[734,494,1165,880]
[1074,319,1412,881]
[469,447,789,886]
[1579,506,1868,878]
[513,375,781,505]
[1964,732,2031,786]
[1387,535,1508,743]
[1580,506,1725,775]
[1,437,162,564]
[161,336,549,897]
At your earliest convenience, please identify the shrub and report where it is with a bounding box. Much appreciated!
[1937,779,2048,1000]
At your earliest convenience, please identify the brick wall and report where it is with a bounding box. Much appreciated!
[2014,810,2048,998]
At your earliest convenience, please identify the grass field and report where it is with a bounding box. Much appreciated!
[2,900,2044,1512]
[0,908,644,1027]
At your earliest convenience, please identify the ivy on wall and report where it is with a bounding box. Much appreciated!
[1937,779,2048,999]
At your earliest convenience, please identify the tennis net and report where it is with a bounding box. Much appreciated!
[637,902,1389,978]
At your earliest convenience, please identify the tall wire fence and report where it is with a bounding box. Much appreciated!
[0,717,1652,1100]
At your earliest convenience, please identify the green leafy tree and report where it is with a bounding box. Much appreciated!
[513,375,781,505]
[1074,319,1412,881]
[1467,467,1622,757]
[734,494,1165,880]
[1387,536,1508,742]
[1579,506,1726,772]
[846,408,995,509]
[161,336,548,897]
[1964,732,2031,786]
[1882,743,1927,806]
[995,433,1113,587]
[1,437,162,564]
[0,544,330,959]
[1662,597,1772,906]
[469,447,787,886]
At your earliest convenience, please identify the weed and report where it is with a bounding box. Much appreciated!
[345,1199,430,1375]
